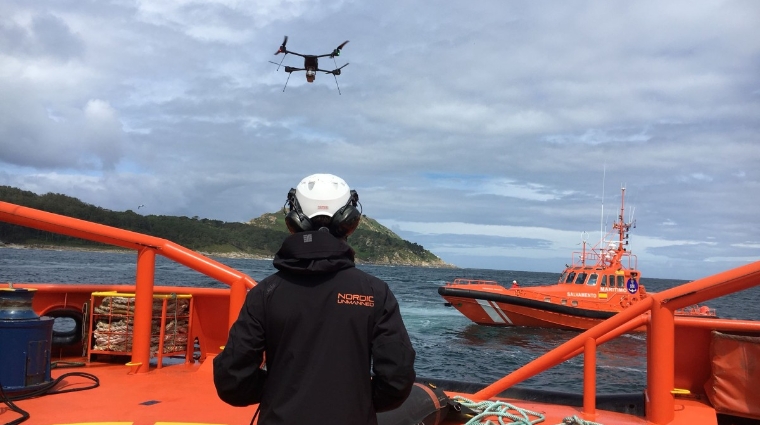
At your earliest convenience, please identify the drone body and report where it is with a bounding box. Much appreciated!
[269,36,350,94]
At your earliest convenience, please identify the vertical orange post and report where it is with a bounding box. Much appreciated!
[228,277,248,329]
[647,301,675,424]
[132,247,156,374]
[582,337,597,419]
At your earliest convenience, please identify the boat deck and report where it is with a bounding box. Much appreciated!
[2,355,720,425]
[4,356,255,425]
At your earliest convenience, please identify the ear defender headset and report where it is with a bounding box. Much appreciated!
[284,188,362,238]
[328,189,361,238]
[284,188,313,234]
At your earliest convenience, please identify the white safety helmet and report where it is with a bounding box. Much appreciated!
[284,173,361,237]
[294,174,351,218]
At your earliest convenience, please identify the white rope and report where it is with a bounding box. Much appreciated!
[453,396,605,425]
[561,415,605,425]
[452,396,545,425]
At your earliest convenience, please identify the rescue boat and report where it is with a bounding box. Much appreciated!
[438,188,716,331]
[2,199,759,425]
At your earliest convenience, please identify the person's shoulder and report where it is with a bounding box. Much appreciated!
[250,273,284,295]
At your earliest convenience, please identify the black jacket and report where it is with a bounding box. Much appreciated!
[213,230,416,424]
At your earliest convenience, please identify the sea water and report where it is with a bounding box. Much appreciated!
[2,247,759,394]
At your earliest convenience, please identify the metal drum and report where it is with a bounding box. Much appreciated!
[0,287,54,394]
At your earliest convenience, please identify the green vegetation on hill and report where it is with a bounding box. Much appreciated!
[0,186,452,267]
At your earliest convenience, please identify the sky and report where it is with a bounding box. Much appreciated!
[1,1,759,280]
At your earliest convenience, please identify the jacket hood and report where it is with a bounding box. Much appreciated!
[273,230,355,274]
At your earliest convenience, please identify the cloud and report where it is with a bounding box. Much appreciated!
[0,12,85,61]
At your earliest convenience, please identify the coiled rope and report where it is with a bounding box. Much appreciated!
[561,415,604,425]
[452,396,545,425]
[453,396,605,425]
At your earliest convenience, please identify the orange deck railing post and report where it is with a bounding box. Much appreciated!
[473,297,654,400]
[582,337,597,419]
[0,201,260,365]
[132,247,156,374]
[0,202,257,292]
[228,277,248,329]
[647,299,676,424]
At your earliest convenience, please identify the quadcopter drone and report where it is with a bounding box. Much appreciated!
[269,36,350,94]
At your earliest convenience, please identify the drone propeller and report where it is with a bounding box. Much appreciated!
[270,35,290,70]
[323,63,349,95]
[268,60,286,71]
[268,60,298,91]
[275,35,288,55]
[325,63,349,75]
[330,40,349,58]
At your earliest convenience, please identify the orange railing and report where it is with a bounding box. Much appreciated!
[570,248,639,270]
[0,201,256,373]
[473,259,760,424]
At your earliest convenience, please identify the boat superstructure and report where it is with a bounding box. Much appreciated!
[1,200,759,425]
[439,188,716,331]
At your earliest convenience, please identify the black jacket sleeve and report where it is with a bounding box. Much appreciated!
[213,285,268,407]
[370,286,416,412]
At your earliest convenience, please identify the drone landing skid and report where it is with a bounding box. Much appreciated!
[272,65,348,95]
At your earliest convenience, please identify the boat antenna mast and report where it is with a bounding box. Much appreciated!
[610,185,633,267]
[600,165,606,245]
[580,231,589,266]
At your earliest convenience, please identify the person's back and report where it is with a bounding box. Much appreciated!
[213,174,416,425]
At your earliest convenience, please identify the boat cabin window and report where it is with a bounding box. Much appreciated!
[565,272,576,283]
[600,275,607,287]
[559,271,568,284]
[616,275,625,288]
[575,272,587,284]
[587,274,598,286]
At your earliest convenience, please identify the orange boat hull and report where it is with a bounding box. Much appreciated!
[441,290,624,330]
[438,283,713,332]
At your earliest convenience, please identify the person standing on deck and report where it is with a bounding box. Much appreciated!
[213,173,416,425]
